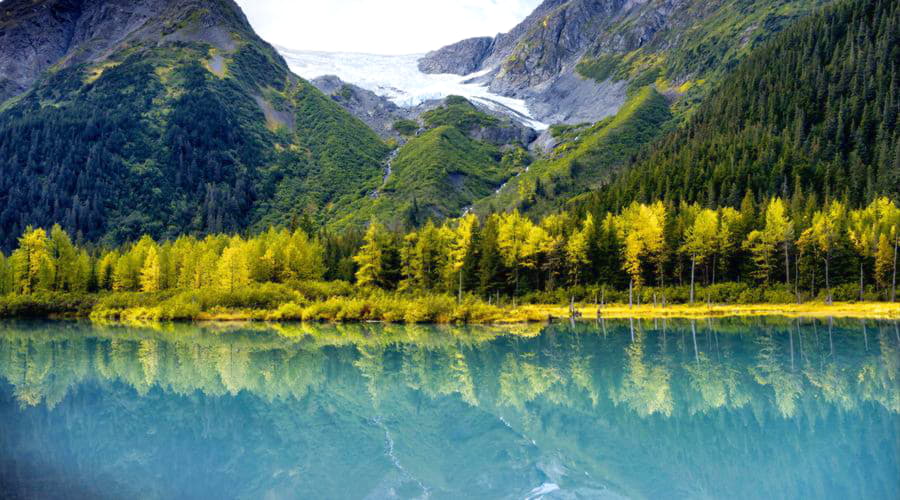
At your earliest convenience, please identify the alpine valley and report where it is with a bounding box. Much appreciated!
[0,0,897,313]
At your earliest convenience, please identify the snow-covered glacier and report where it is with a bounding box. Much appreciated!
[278,48,547,130]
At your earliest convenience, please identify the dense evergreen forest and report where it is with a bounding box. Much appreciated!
[0,23,388,251]
[593,0,899,210]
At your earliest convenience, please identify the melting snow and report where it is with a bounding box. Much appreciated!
[278,48,548,130]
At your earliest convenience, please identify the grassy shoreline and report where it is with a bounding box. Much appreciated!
[2,291,897,324]
[186,302,898,323]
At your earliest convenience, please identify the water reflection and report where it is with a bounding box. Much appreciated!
[0,319,897,499]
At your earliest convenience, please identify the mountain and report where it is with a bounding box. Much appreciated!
[334,96,536,228]
[474,86,672,216]
[419,0,828,124]
[1,0,889,251]
[0,0,389,248]
[591,0,899,210]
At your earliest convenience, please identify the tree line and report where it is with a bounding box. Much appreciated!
[0,195,897,305]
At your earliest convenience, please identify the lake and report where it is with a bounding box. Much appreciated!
[0,318,897,499]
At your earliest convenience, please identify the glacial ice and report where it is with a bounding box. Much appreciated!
[278,47,548,130]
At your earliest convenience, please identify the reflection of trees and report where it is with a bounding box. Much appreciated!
[1,319,898,500]
[611,327,674,417]
[685,353,750,415]
[0,319,897,420]
[750,331,804,417]
[498,353,562,410]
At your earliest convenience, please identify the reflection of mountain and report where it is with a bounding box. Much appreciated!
[0,319,898,498]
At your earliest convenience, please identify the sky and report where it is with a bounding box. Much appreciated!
[234,0,543,55]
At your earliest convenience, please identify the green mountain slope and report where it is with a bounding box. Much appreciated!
[575,0,831,114]
[590,0,899,211]
[475,87,671,216]
[335,97,530,228]
[0,0,388,249]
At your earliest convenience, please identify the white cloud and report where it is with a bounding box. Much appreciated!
[234,0,542,55]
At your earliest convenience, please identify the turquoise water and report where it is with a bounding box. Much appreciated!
[0,318,897,499]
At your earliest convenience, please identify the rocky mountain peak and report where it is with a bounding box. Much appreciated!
[417,37,494,76]
[0,0,257,102]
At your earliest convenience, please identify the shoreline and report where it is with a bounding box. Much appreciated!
[100,301,900,323]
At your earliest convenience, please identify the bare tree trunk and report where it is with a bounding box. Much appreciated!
[893,235,898,303]
[514,267,519,308]
[825,252,832,305]
[629,279,633,309]
[788,326,795,371]
[862,319,868,352]
[784,241,791,287]
[859,261,864,301]
[690,254,696,305]
[458,269,463,304]
[691,320,699,363]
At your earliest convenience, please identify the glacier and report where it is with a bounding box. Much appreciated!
[278,47,548,130]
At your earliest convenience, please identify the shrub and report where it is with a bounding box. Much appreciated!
[392,119,419,136]
[0,292,97,318]
[287,280,354,300]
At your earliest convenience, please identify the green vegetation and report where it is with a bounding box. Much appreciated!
[336,98,529,227]
[477,87,671,215]
[1,196,897,322]
[576,0,828,110]
[0,16,388,250]
[392,118,419,136]
[421,95,499,131]
[594,0,898,211]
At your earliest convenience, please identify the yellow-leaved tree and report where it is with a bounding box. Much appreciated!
[496,210,540,304]
[615,202,666,306]
[354,221,387,289]
[743,198,793,285]
[12,227,53,295]
[566,213,594,287]
[798,201,846,304]
[218,239,251,292]
[681,209,719,304]
[139,244,162,292]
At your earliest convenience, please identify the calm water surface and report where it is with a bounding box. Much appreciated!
[0,318,897,499]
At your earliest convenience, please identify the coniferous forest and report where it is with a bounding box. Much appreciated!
[595,0,899,210]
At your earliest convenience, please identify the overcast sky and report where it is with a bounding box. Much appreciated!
[234,0,542,55]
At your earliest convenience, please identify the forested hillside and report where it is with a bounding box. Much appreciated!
[477,87,671,216]
[593,0,899,211]
[335,97,532,228]
[0,0,388,250]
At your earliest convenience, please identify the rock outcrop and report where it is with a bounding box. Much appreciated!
[312,75,410,138]
[417,37,494,76]
[417,0,821,125]
[0,0,259,103]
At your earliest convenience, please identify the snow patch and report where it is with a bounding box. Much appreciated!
[278,48,548,130]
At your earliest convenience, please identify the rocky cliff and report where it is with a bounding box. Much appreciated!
[417,37,494,76]
[0,0,259,103]
[418,0,825,123]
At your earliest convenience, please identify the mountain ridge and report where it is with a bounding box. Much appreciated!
[0,0,390,248]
